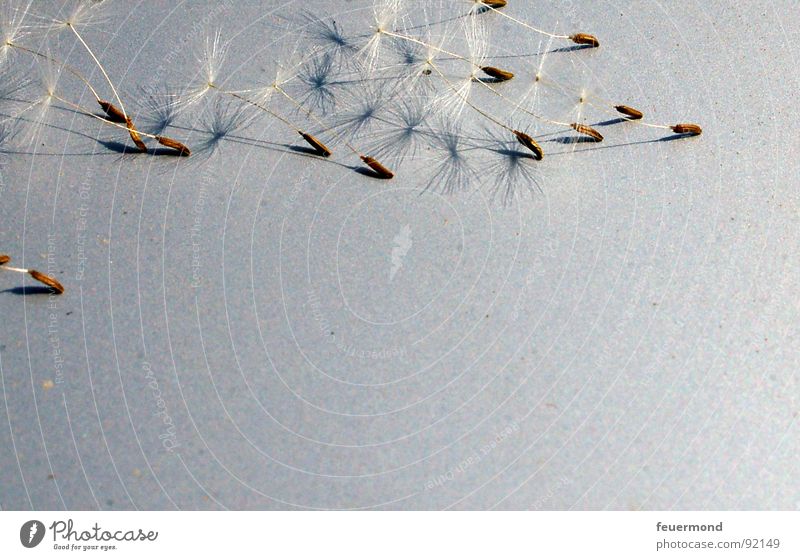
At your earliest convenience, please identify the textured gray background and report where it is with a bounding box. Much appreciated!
[0,0,798,510]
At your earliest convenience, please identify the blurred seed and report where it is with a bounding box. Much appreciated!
[28,270,65,294]
[300,132,332,157]
[615,105,644,120]
[361,156,395,179]
[513,130,544,160]
[481,66,515,81]
[0,255,10,265]
[480,0,508,7]
[671,123,703,136]
[571,123,604,142]
[570,33,600,47]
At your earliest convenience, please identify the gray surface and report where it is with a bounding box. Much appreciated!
[0,0,798,510]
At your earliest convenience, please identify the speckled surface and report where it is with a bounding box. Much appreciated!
[0,0,798,510]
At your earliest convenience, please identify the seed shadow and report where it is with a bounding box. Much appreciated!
[550,45,596,54]
[551,135,603,145]
[474,76,514,85]
[2,286,57,296]
[595,118,627,127]
[97,139,188,157]
[355,166,392,180]
[544,134,702,157]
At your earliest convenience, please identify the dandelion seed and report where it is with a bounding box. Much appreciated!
[615,105,644,120]
[671,123,702,136]
[299,131,332,157]
[1,259,65,294]
[27,270,64,294]
[513,130,544,160]
[571,123,604,142]
[569,33,600,47]
[98,99,126,123]
[477,0,507,9]
[361,155,394,179]
[156,136,191,156]
[480,66,514,81]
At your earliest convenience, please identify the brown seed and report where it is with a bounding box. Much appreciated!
[480,0,507,7]
[615,105,644,120]
[571,123,604,142]
[98,99,127,123]
[361,156,395,179]
[299,132,332,157]
[513,130,544,160]
[0,255,10,265]
[481,66,515,81]
[156,136,191,156]
[28,270,65,294]
[570,33,600,48]
[126,118,148,152]
[671,123,703,136]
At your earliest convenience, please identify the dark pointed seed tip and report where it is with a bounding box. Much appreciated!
[571,123,604,142]
[28,270,65,294]
[300,131,332,157]
[156,136,191,156]
[671,123,703,136]
[361,156,395,179]
[513,130,544,160]
[570,33,600,47]
[481,66,515,81]
[0,255,10,265]
[615,105,644,120]
[98,99,127,123]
